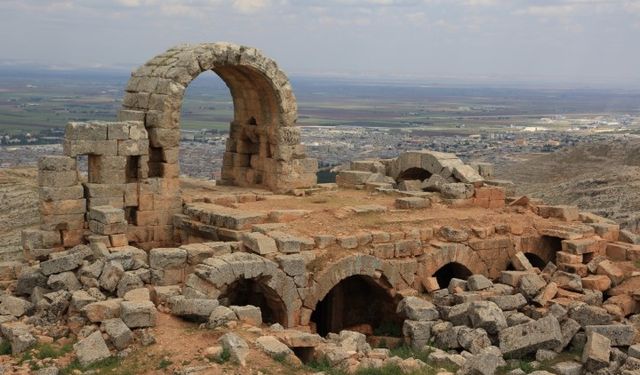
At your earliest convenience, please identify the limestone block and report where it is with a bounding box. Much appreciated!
[38,170,78,188]
[396,297,439,321]
[148,128,180,148]
[0,295,33,317]
[99,261,124,293]
[269,231,306,253]
[47,271,81,292]
[440,183,474,199]
[402,320,435,349]
[336,170,372,187]
[230,305,262,326]
[255,336,293,359]
[38,155,77,171]
[562,238,597,255]
[468,301,507,335]
[596,260,625,285]
[120,301,157,328]
[467,275,493,291]
[101,318,133,350]
[453,164,483,183]
[582,331,611,372]
[82,299,122,322]
[169,295,219,322]
[499,315,562,357]
[63,139,118,157]
[219,332,249,366]
[242,232,277,255]
[537,205,580,221]
[21,229,61,251]
[40,252,85,275]
[89,221,127,236]
[511,252,534,271]
[398,180,423,192]
[208,305,237,328]
[519,273,547,298]
[581,275,611,292]
[569,304,613,327]
[585,325,636,346]
[488,294,527,311]
[74,331,111,367]
[149,247,187,269]
[39,199,86,217]
[66,121,108,141]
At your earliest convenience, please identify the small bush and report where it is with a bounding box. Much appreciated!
[213,347,231,364]
[157,358,173,369]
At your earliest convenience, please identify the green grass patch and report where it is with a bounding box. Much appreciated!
[388,345,432,363]
[0,340,12,355]
[211,347,231,364]
[35,342,74,359]
[157,358,173,369]
[60,357,129,375]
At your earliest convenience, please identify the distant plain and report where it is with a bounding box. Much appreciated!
[1,67,639,136]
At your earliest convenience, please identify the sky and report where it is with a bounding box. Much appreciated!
[0,0,639,86]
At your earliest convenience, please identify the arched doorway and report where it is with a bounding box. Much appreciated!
[310,275,403,337]
[217,277,287,325]
[179,71,233,180]
[433,262,473,289]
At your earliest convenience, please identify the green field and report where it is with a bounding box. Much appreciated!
[1,69,639,136]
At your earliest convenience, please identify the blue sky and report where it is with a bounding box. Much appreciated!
[0,0,639,85]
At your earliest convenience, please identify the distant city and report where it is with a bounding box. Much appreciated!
[2,117,638,181]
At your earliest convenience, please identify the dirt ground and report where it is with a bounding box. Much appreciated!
[181,177,540,240]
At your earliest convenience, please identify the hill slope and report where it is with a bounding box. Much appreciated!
[495,137,640,230]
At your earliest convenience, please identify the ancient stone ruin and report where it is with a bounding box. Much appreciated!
[2,43,640,374]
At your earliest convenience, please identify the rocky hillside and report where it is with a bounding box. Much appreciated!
[0,168,39,260]
[495,137,640,231]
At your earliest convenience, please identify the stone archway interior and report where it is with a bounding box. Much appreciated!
[217,276,287,325]
[310,275,403,337]
[397,167,432,182]
[433,262,473,289]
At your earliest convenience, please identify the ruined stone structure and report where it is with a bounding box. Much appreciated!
[9,42,640,374]
[118,42,317,192]
[23,43,317,252]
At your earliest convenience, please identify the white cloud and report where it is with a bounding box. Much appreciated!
[232,0,270,13]
[515,4,575,17]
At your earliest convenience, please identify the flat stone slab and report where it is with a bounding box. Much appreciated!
[184,203,267,230]
[349,205,387,214]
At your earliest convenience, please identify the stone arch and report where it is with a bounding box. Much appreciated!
[304,255,403,336]
[432,262,473,289]
[192,252,301,327]
[303,254,388,310]
[420,244,489,289]
[118,42,317,206]
[387,150,482,184]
